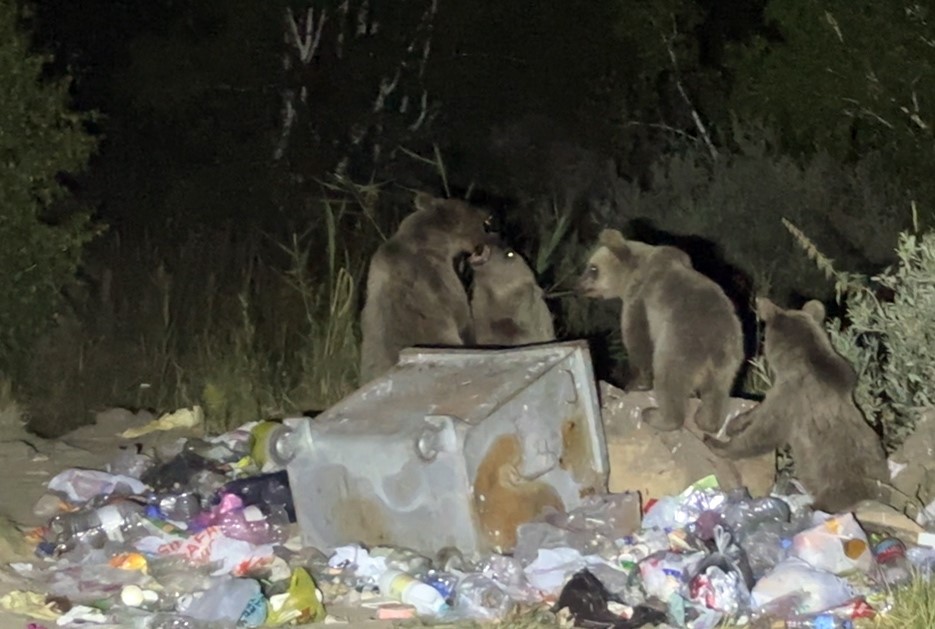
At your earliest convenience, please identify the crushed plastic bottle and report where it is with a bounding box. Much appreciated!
[50,499,148,547]
[452,571,515,621]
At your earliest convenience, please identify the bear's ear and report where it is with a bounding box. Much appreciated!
[801,300,826,324]
[755,297,780,321]
[598,228,630,259]
[414,191,440,212]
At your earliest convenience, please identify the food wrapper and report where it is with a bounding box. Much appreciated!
[266,567,326,625]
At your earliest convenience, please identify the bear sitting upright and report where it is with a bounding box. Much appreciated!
[358,192,492,383]
[469,238,555,346]
[577,228,744,433]
[704,297,890,513]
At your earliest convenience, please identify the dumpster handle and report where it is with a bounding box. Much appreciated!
[561,369,578,404]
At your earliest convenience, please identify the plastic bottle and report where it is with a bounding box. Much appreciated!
[378,568,449,616]
[251,421,293,470]
[871,537,912,587]
[107,448,155,479]
[452,571,515,621]
[722,494,791,540]
[216,503,291,545]
[50,499,147,545]
[157,491,202,523]
[740,522,795,579]
[423,571,458,602]
[779,614,853,629]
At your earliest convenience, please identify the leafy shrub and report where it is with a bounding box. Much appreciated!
[786,214,935,448]
[602,125,912,303]
[0,1,99,375]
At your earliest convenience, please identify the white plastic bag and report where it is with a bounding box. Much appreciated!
[752,557,855,615]
[791,513,872,575]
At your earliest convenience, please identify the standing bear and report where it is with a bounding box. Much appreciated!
[359,192,492,383]
[577,228,744,433]
[704,298,890,513]
[469,239,555,346]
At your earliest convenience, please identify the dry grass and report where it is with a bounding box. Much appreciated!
[21,197,372,436]
[0,379,25,438]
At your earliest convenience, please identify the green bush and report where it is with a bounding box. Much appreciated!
[0,1,99,375]
[602,125,912,303]
[787,215,935,449]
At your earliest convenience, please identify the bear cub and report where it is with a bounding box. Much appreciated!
[704,298,890,513]
[577,228,744,433]
[469,238,555,346]
[359,192,492,383]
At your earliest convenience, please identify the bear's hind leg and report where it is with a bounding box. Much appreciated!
[645,367,693,431]
[695,371,733,434]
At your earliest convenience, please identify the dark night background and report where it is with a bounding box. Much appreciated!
[6,0,934,434]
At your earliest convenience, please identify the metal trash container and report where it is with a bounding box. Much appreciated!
[273,340,609,556]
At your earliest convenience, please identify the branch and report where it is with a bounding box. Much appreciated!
[285,6,326,64]
[662,16,718,161]
[276,6,327,160]
[624,120,701,143]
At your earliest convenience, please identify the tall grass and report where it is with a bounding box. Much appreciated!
[23,199,371,437]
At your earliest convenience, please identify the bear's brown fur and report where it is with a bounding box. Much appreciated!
[469,240,555,346]
[704,298,890,513]
[577,228,744,433]
[358,192,492,383]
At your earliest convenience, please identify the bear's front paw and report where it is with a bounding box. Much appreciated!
[703,434,730,452]
[642,407,683,432]
[625,373,653,392]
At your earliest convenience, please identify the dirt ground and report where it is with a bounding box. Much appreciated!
[0,409,402,628]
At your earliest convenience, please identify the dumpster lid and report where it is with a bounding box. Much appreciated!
[318,341,594,434]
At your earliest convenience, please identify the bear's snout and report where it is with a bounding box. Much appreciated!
[575,272,596,296]
[468,243,491,268]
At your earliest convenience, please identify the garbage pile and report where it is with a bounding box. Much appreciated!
[5,418,935,629]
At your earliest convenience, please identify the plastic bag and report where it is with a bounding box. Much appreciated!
[46,469,148,504]
[266,567,326,625]
[643,476,727,532]
[638,551,706,601]
[751,557,856,616]
[791,513,872,575]
[688,565,750,616]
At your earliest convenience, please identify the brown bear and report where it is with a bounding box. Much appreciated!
[469,239,555,346]
[704,298,890,513]
[577,228,744,433]
[358,192,492,383]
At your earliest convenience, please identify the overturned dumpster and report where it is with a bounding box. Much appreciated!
[272,340,610,557]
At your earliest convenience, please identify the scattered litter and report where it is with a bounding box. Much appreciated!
[119,405,204,439]
[0,590,61,621]
[3,357,934,628]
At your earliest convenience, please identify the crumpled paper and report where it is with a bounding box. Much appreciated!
[119,406,204,439]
